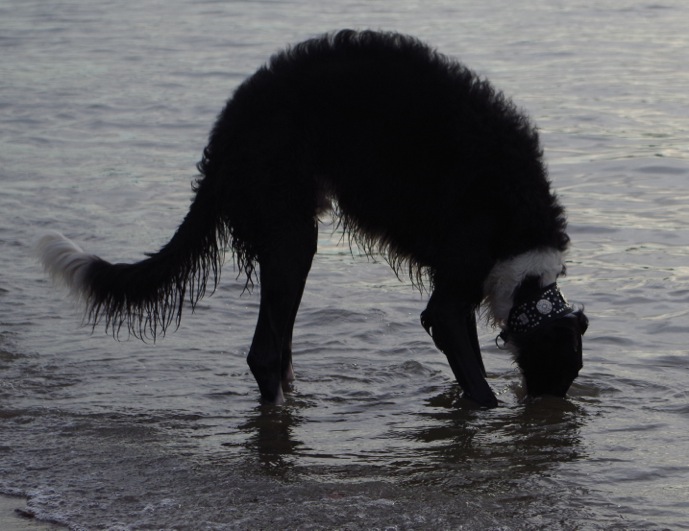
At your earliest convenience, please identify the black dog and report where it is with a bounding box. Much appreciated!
[38,30,588,407]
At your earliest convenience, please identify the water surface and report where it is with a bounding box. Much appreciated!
[1,0,688,529]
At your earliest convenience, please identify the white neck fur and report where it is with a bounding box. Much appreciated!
[482,248,565,327]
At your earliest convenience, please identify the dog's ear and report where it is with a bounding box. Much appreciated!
[574,309,588,335]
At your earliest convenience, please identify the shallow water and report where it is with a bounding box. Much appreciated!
[2,0,688,529]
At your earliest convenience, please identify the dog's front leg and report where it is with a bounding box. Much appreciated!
[421,294,498,407]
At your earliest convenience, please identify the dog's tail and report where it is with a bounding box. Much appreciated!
[36,178,229,339]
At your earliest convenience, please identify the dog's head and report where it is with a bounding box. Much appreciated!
[500,281,588,398]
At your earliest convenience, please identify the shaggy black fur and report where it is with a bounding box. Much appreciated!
[42,30,585,407]
[198,30,568,298]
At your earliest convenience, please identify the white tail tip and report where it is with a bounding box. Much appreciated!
[36,231,98,298]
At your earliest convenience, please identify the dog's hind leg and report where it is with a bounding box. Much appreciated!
[421,289,498,408]
[247,221,317,404]
[279,247,311,393]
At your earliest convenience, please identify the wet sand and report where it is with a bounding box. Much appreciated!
[0,496,65,531]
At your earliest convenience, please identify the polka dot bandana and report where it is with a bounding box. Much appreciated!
[507,283,574,334]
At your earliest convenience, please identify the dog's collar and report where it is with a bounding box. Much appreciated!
[506,283,574,335]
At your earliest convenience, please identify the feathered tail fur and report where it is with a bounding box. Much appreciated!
[37,179,229,339]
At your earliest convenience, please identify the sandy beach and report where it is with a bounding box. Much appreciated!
[0,496,65,531]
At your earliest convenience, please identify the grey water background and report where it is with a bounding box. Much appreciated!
[1,0,688,528]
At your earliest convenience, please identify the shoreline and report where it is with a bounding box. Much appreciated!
[0,495,66,531]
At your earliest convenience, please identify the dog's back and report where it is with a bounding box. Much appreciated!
[200,30,568,299]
